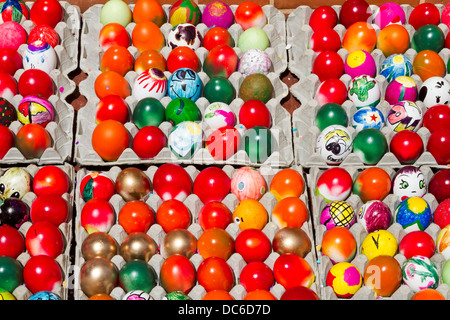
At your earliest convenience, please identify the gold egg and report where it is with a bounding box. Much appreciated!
[115,167,152,202]
[81,232,118,261]
[80,257,118,298]
[120,232,157,262]
[162,229,197,259]
[272,227,312,258]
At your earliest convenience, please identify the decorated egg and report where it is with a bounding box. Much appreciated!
[165,97,201,126]
[372,2,406,29]
[235,1,266,30]
[351,106,385,133]
[418,76,450,108]
[167,68,202,102]
[123,290,153,300]
[132,68,167,101]
[315,125,353,164]
[348,75,381,108]
[168,120,203,159]
[23,41,57,75]
[385,76,418,105]
[357,200,392,233]
[392,166,427,202]
[326,262,362,298]
[17,95,54,127]
[361,229,398,260]
[379,54,412,83]
[321,227,357,264]
[167,23,202,50]
[238,48,272,77]
[0,0,28,23]
[230,167,266,201]
[315,167,353,203]
[203,102,235,131]
[402,255,439,292]
[394,197,432,233]
[0,288,14,300]
[28,291,61,300]
[320,200,356,230]
[437,225,450,259]
[232,199,268,231]
[0,98,17,126]
[386,100,423,132]
[79,172,115,202]
[0,167,31,201]
[344,50,376,78]
[169,0,202,26]
[202,1,233,29]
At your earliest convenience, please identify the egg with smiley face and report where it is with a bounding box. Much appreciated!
[392,166,427,202]
[23,40,57,75]
[167,68,202,102]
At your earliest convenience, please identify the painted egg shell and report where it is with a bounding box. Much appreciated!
[315,78,348,106]
[29,291,61,300]
[386,100,423,132]
[202,1,234,29]
[357,200,392,233]
[0,0,29,24]
[385,76,418,105]
[351,106,385,133]
[316,125,353,164]
[230,166,266,201]
[123,290,153,300]
[169,0,202,26]
[418,76,450,108]
[132,68,167,101]
[379,54,412,83]
[344,50,376,79]
[168,120,203,159]
[315,167,353,203]
[326,262,362,298]
[23,40,57,75]
[392,166,427,202]
[17,95,54,127]
[348,75,381,108]
[203,102,235,131]
[167,68,202,102]
[437,225,450,259]
[0,97,17,126]
[373,2,406,29]
[402,255,439,292]
[0,167,31,201]
[320,200,356,230]
[394,196,432,233]
[361,230,398,260]
[238,48,272,77]
[167,23,202,50]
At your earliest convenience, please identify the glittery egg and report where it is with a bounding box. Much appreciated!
[202,1,234,29]
[320,200,356,230]
[167,68,202,102]
[168,120,203,159]
[23,40,57,75]
[132,68,167,101]
[203,102,235,131]
[0,97,17,126]
[167,23,202,50]
[348,75,381,108]
[230,166,266,201]
[392,166,427,202]
[357,200,392,233]
[418,76,450,108]
[379,54,412,83]
[17,95,54,127]
[373,2,406,29]
[385,76,418,105]
[316,125,353,164]
[394,196,432,233]
[238,48,272,77]
[402,255,439,292]
[351,106,385,133]
[386,100,423,132]
[344,50,376,79]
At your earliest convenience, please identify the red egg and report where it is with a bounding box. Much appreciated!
[15,123,51,159]
[0,48,22,76]
[0,124,14,159]
[118,200,155,234]
[30,0,63,29]
[239,261,274,292]
[0,21,27,51]
[193,167,230,204]
[203,27,235,51]
[0,70,18,101]
[409,3,440,30]
[95,95,130,124]
[152,163,192,201]
[25,221,64,258]
[309,6,338,32]
[79,172,115,202]
[197,257,234,292]
[33,165,69,196]
[273,253,315,290]
[203,44,238,79]
[30,195,69,227]
[28,24,59,48]
[156,199,191,233]
[205,126,241,161]
[198,201,232,230]
[234,1,266,30]
[18,69,55,99]
[312,51,344,82]
[427,128,450,165]
[99,23,131,52]
[433,199,450,229]
[80,198,116,234]
[100,45,134,76]
[23,255,62,294]
[0,225,25,259]
[338,0,371,29]
[428,170,450,203]
[235,228,271,263]
[399,231,435,259]
[238,99,272,129]
[132,126,166,159]
[390,130,424,165]
[280,286,320,300]
[166,46,200,73]
[309,28,341,53]
[316,167,353,202]
[423,104,450,134]
[160,254,196,294]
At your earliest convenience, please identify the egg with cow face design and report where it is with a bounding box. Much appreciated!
[167,23,202,50]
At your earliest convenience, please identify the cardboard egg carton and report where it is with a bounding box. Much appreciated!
[73,164,319,300]
[307,165,450,300]
[79,4,286,77]
[75,70,292,167]
[0,163,75,300]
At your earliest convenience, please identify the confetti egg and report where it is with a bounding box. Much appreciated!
[402,255,439,292]
[326,262,362,298]
[379,54,412,83]
[238,48,272,77]
[168,120,203,159]
[320,200,356,230]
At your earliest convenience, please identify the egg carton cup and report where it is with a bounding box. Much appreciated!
[307,165,449,300]
[73,165,318,300]
[286,4,449,81]
[75,70,292,168]
[0,163,75,300]
[79,4,286,77]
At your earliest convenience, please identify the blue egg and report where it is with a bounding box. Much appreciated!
[28,291,62,300]
[394,196,432,233]
[167,68,203,102]
[351,106,385,133]
[379,54,412,83]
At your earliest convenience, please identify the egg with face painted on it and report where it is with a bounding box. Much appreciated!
[28,291,61,300]
[387,100,423,132]
[23,41,57,75]
[380,54,412,83]
[418,76,450,108]
[316,125,353,165]
[203,102,235,131]
[392,166,427,202]
[167,68,202,102]
[132,68,167,101]
[167,23,202,50]
[348,75,381,108]
[0,167,31,202]
[238,48,272,77]
[17,95,54,127]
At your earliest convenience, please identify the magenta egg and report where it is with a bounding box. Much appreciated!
[202,1,234,29]
[384,76,418,105]
[344,49,376,78]
[373,2,406,30]
[0,21,27,50]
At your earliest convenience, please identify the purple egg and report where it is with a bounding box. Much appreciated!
[320,200,356,230]
[357,200,392,233]
[344,50,376,79]
[202,1,234,29]
[384,76,418,105]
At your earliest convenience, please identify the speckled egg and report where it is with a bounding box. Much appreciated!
[316,124,353,164]
[344,50,376,79]
[168,120,203,159]
[385,76,418,105]
[203,102,235,131]
[357,200,392,233]
[23,40,57,75]
[348,75,381,108]
[351,106,385,133]
[379,54,412,83]
[238,48,272,77]
[386,100,423,132]
[167,23,202,50]
[0,98,17,127]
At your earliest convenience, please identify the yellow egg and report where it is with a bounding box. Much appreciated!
[361,229,398,260]
[232,199,268,231]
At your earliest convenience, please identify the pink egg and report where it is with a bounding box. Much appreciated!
[0,21,27,50]
[344,50,376,79]
[385,76,418,105]
[373,2,406,29]
[231,167,266,201]
[202,0,234,29]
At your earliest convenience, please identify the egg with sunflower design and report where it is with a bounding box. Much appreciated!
[394,196,432,233]
[379,54,412,83]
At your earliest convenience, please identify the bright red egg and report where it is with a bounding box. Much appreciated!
[423,104,450,134]
[203,27,235,51]
[312,50,344,82]
[30,195,69,227]
[389,130,424,165]
[99,23,130,52]
[238,99,272,129]
[28,24,59,48]
[23,255,62,294]
[152,163,192,201]
[239,261,274,292]
[0,124,14,159]
[30,0,64,29]
[193,167,231,204]
[33,165,69,196]
[132,125,166,159]
[309,6,338,32]
[427,128,450,165]
[0,225,25,259]
[197,201,232,230]
[18,69,54,99]
[0,48,22,76]
[25,220,64,258]
[235,228,271,263]
[399,230,435,259]
[197,257,234,292]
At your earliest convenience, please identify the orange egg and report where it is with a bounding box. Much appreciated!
[271,197,308,229]
[342,22,377,53]
[92,119,130,161]
[413,50,446,82]
[94,70,131,99]
[376,24,410,57]
[88,294,115,300]
[197,228,234,261]
[269,168,305,201]
[321,226,357,264]
[133,0,166,27]
[412,288,445,300]
[244,289,277,300]
[100,45,134,76]
[364,255,402,298]
[232,199,268,231]
[132,20,165,52]
[134,49,167,74]
[202,290,234,300]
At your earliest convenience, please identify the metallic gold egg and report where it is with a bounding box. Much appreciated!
[79,257,118,298]
[81,232,118,261]
[272,227,312,258]
[119,232,158,262]
[115,167,152,202]
[162,229,197,259]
